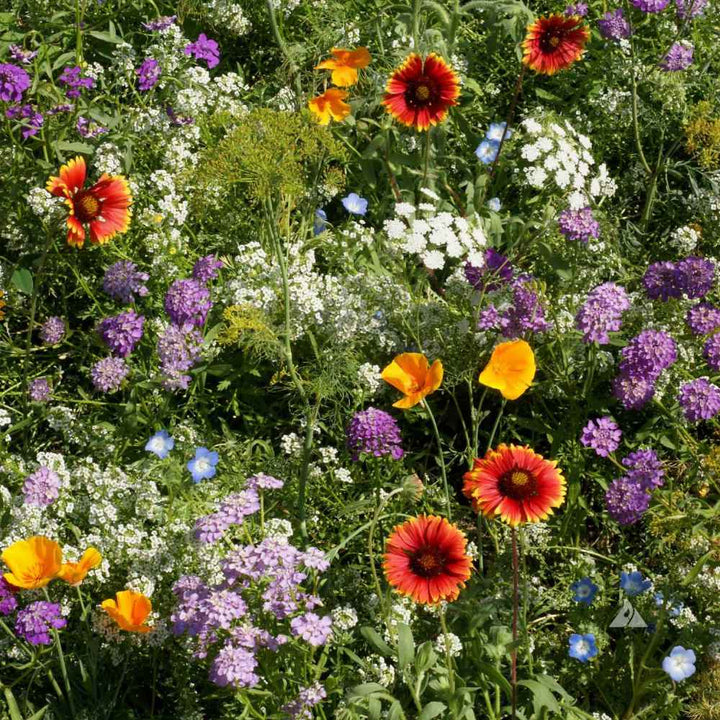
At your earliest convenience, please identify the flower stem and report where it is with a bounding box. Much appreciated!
[439,604,456,703]
[486,399,506,453]
[266,0,303,101]
[510,527,520,720]
[422,398,451,520]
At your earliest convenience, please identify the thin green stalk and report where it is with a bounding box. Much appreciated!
[412,0,424,51]
[421,398,452,520]
[422,128,432,188]
[368,487,403,623]
[43,590,76,718]
[439,605,456,703]
[510,527,519,720]
[266,0,303,100]
[486,399,506,452]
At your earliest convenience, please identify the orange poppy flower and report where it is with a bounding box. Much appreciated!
[308,88,351,125]
[522,14,590,76]
[463,444,566,526]
[381,352,443,409]
[57,547,102,586]
[479,340,536,401]
[384,515,472,604]
[2,536,62,589]
[315,47,371,87]
[101,590,153,633]
[382,53,460,131]
[46,156,132,248]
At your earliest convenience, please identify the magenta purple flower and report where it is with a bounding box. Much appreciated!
[564,3,588,15]
[622,449,665,490]
[103,261,149,304]
[15,601,66,645]
[346,407,404,461]
[643,261,681,301]
[209,644,259,688]
[0,64,30,103]
[605,476,651,525]
[618,330,677,382]
[0,578,18,616]
[598,8,632,40]
[289,612,333,646]
[157,324,203,391]
[480,276,550,338]
[6,104,44,138]
[40,316,65,345]
[142,15,177,31]
[91,356,129,393]
[581,417,621,457]
[686,303,720,335]
[58,66,94,99]
[22,466,62,507]
[464,248,514,292]
[184,34,220,69]
[703,332,720,371]
[660,43,694,72]
[612,374,655,410]
[675,256,715,298]
[8,46,38,65]
[137,58,161,91]
[164,278,212,327]
[192,255,223,284]
[576,282,630,344]
[678,378,720,422]
[76,116,108,139]
[97,310,145,357]
[675,0,707,17]
[558,206,600,243]
[28,377,52,403]
[631,0,670,11]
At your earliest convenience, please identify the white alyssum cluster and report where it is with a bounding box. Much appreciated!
[206,0,252,35]
[434,632,463,657]
[669,224,700,254]
[27,187,65,220]
[357,362,382,394]
[332,605,359,631]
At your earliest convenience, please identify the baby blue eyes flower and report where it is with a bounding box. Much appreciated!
[341,193,368,216]
[620,571,652,597]
[188,447,220,482]
[571,577,598,605]
[654,592,683,617]
[475,139,500,165]
[313,209,328,236]
[662,646,696,682]
[568,633,598,663]
[487,197,501,212]
[145,430,175,459]
[486,122,511,143]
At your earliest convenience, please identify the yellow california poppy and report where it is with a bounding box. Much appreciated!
[308,88,351,125]
[315,47,371,87]
[479,340,536,401]
[381,352,444,409]
[57,547,102,586]
[101,590,153,633]
[2,536,63,589]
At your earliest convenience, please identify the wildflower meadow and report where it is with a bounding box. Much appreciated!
[1,0,720,718]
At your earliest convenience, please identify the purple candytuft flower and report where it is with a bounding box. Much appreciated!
[47,104,74,115]
[28,377,52,403]
[97,310,145,357]
[194,513,231,544]
[184,34,220,69]
[40,317,65,345]
[301,547,330,572]
[618,330,677,381]
[192,255,223,284]
[464,248,514,291]
[137,58,161,91]
[660,42,694,71]
[157,324,204,390]
[622,449,665,489]
[576,282,630,344]
[558,206,600,243]
[675,256,714,298]
[678,378,720,422]
[165,279,212,327]
[6,104,44,138]
[289,612,333,646]
[103,261,149,304]
[612,374,655,410]
[606,477,651,525]
[91,357,129,393]
[76,116,108,139]
[15,601,66,645]
[478,305,501,330]
[686,302,720,335]
[23,466,61,506]
[58,66,94,99]
[675,0,707,17]
[8,46,38,65]
[142,15,177,31]
[346,407,404,461]
[245,473,284,491]
[0,578,18,616]
[580,417,621,457]
[703,332,720,371]
[0,64,30,103]
[598,8,632,39]
[565,3,589,15]
[282,683,327,719]
[481,276,550,337]
[166,105,194,126]
[643,261,681,301]
[631,0,670,11]
[210,642,259,688]
[217,489,261,525]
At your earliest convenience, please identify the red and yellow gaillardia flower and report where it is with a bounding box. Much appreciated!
[0,289,6,320]
[46,156,132,248]
[381,352,443,409]
[57,547,102,586]
[479,339,536,401]
[463,444,566,526]
[383,515,472,604]
[382,53,460,131]
[2,536,62,589]
[308,88,351,125]
[101,590,153,633]
[315,47,371,87]
[522,14,590,76]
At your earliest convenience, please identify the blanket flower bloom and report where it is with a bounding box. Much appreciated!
[382,53,460,131]
[479,339,536,400]
[101,590,153,632]
[308,88,351,125]
[2,536,62,589]
[383,515,472,604]
[522,14,590,75]
[381,352,443,408]
[57,548,102,586]
[315,47,371,86]
[463,445,566,526]
[46,156,132,247]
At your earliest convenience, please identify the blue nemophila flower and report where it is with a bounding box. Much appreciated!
[341,193,368,216]
[313,209,328,236]
[662,646,696,682]
[620,571,652,596]
[145,430,174,459]
[654,592,683,617]
[568,633,598,663]
[488,197,501,212]
[486,122,511,142]
[571,577,598,605]
[188,447,219,482]
[475,139,500,165]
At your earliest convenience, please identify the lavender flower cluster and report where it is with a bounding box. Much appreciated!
[15,601,66,645]
[605,448,665,525]
[576,282,630,344]
[346,407,404,461]
[643,256,715,302]
[478,275,550,338]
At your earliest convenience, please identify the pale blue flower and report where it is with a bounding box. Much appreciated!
[475,139,500,165]
[314,209,328,236]
[620,571,652,597]
[188,447,219,482]
[486,122,511,142]
[662,646,696,682]
[145,430,174,459]
[488,197,501,212]
[654,592,683,617]
[571,577,598,605]
[341,193,368,216]
[568,633,598,662]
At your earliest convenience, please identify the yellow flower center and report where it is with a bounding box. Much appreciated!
[510,471,530,487]
[549,36,561,48]
[499,467,538,500]
[75,192,101,222]
[415,84,431,101]
[410,547,445,577]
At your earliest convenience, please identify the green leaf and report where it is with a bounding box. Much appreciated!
[419,702,447,720]
[397,622,415,669]
[518,679,561,715]
[475,661,512,695]
[11,268,33,295]
[415,641,438,673]
[4,688,23,720]
[368,698,382,719]
[349,683,387,698]
[387,701,406,720]
[55,141,94,155]
[361,626,394,657]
